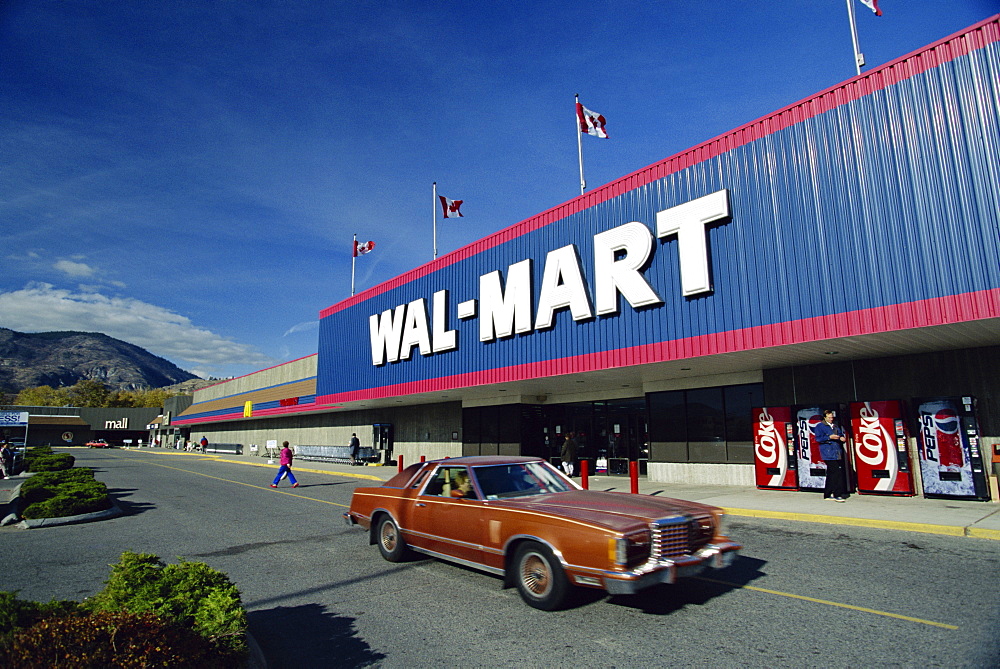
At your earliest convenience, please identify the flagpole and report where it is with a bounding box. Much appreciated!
[575,94,586,195]
[432,182,438,260]
[846,0,864,76]
[351,233,357,296]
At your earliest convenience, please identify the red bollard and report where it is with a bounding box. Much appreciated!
[420,455,426,462]
[629,460,639,494]
[398,454,404,473]
[580,459,589,490]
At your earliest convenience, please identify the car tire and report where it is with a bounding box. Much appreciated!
[376,515,409,562]
[512,541,569,611]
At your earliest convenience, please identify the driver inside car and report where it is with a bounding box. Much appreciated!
[450,470,476,499]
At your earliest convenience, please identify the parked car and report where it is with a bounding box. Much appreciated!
[344,456,740,610]
[87,439,112,448]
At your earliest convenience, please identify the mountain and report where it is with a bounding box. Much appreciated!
[0,328,198,393]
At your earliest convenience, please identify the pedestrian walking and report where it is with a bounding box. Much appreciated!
[816,409,849,502]
[270,441,299,488]
[349,433,360,466]
[561,432,578,477]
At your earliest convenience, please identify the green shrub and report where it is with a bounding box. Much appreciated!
[19,469,110,519]
[26,453,74,472]
[86,552,247,657]
[20,468,96,495]
[21,446,52,467]
[1,610,238,668]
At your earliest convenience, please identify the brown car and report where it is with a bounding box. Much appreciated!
[344,456,740,610]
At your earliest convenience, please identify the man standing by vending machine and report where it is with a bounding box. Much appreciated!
[816,409,849,502]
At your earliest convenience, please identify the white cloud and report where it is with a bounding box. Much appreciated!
[0,283,274,374]
[54,259,95,277]
[283,320,318,336]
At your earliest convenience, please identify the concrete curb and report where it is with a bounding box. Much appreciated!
[246,630,268,669]
[16,500,124,529]
[721,507,969,537]
[2,478,24,526]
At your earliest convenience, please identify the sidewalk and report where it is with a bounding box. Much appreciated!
[7,450,1000,540]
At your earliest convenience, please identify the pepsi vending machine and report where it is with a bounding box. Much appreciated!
[752,407,798,490]
[848,400,914,496]
[794,406,826,491]
[794,405,852,493]
[915,397,990,501]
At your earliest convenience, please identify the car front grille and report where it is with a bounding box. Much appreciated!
[651,517,691,560]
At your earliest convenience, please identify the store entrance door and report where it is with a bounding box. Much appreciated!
[539,398,648,476]
[593,399,648,474]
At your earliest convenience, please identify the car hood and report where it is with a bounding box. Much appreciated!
[488,490,719,534]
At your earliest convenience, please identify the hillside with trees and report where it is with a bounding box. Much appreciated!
[0,328,196,395]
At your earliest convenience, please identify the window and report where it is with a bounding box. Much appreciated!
[648,383,762,464]
[421,467,476,499]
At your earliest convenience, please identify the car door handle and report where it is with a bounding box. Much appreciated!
[415,503,426,507]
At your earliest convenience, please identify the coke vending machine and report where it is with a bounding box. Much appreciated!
[752,407,797,490]
[794,406,826,491]
[915,397,990,501]
[848,401,914,496]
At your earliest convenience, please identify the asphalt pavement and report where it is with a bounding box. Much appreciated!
[3,448,999,540]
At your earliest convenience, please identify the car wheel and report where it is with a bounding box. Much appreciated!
[376,515,409,562]
[512,542,569,611]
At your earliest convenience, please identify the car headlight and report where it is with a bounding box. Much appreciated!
[609,530,651,569]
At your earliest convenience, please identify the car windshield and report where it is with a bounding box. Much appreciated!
[473,462,576,499]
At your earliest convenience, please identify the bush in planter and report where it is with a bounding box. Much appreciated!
[25,453,74,472]
[19,469,111,520]
[0,552,248,668]
[0,592,81,647]
[2,610,233,668]
[21,445,51,467]
[85,552,247,658]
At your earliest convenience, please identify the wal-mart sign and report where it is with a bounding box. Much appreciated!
[0,411,29,427]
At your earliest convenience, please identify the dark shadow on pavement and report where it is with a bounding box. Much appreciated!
[248,603,386,668]
[605,555,768,614]
[106,488,155,516]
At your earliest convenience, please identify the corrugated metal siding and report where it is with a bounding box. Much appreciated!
[317,16,1000,403]
[193,355,318,402]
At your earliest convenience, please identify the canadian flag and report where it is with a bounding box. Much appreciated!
[576,101,608,138]
[439,195,464,218]
[353,240,375,257]
[858,0,881,16]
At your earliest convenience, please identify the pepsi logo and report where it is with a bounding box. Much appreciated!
[933,409,959,435]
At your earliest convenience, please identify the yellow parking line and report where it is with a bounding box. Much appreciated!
[696,576,958,630]
[117,448,386,482]
[107,453,349,508]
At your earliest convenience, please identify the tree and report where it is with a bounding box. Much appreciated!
[14,385,72,407]
[105,390,138,408]
[12,383,180,408]
[68,380,110,407]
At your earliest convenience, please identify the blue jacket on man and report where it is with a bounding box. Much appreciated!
[814,421,844,460]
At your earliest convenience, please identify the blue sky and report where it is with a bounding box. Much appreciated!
[2,1,996,380]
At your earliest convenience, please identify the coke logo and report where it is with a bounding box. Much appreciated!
[933,409,959,435]
[855,404,890,467]
[755,410,781,465]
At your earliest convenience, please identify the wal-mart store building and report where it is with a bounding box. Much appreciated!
[171,17,1000,490]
